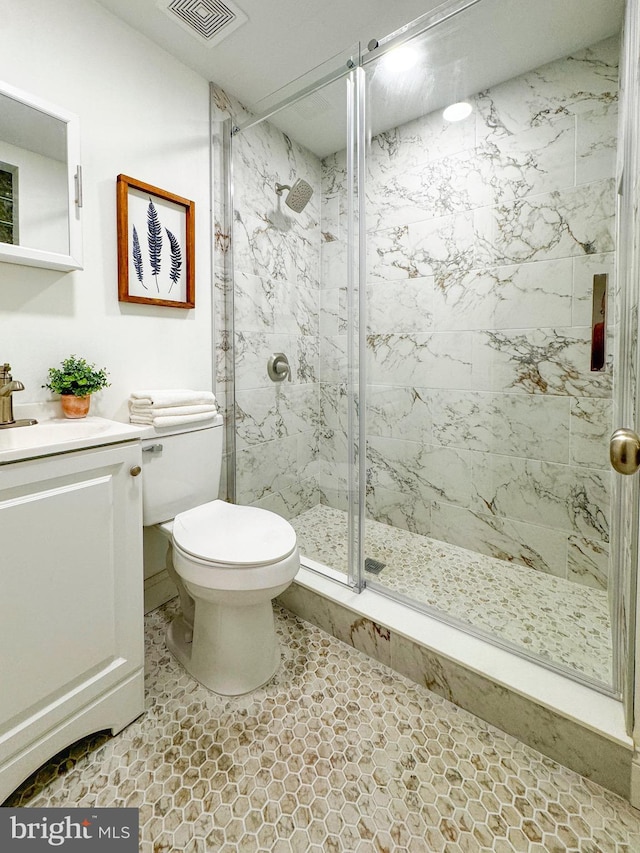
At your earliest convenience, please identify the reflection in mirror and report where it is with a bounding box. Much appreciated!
[0,162,18,244]
[0,82,82,271]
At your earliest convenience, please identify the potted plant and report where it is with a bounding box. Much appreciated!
[44,355,110,418]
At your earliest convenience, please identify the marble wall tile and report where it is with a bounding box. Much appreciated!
[368,211,476,284]
[471,327,613,398]
[576,103,618,184]
[320,237,348,290]
[432,258,573,332]
[567,535,609,590]
[367,118,576,231]
[365,149,481,229]
[365,486,431,538]
[364,36,616,597]
[226,93,324,509]
[474,179,616,268]
[430,502,568,577]
[474,36,619,142]
[234,271,319,336]
[366,277,434,334]
[321,150,348,234]
[233,208,320,288]
[367,332,474,390]
[317,382,352,510]
[319,287,347,336]
[235,383,320,449]
[319,381,348,431]
[318,334,348,384]
[570,397,613,469]
[477,117,576,202]
[317,466,350,513]
[366,384,432,443]
[233,122,322,222]
[236,430,317,506]
[235,331,320,390]
[368,437,472,509]
[366,109,475,181]
[431,390,571,464]
[249,476,320,521]
[318,418,348,470]
[471,454,610,542]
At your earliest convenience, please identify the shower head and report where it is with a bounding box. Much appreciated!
[275,178,314,213]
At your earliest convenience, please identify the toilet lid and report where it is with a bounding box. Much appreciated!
[172,500,297,567]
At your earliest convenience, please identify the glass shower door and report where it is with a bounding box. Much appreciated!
[360,0,622,689]
[226,60,363,589]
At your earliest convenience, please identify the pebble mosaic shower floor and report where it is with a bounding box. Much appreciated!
[4,599,640,852]
[290,506,612,685]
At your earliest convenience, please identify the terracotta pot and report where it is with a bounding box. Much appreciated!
[61,394,91,419]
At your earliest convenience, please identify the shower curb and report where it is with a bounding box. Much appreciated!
[277,568,633,801]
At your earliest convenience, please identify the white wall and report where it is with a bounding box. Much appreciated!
[0,0,213,421]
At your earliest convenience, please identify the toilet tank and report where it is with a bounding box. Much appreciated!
[141,415,223,525]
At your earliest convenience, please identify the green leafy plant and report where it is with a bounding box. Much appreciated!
[44,355,110,398]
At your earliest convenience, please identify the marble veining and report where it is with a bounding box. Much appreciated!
[473,179,616,268]
[473,37,619,142]
[472,327,613,398]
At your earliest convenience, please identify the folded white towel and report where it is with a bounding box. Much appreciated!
[129,389,217,408]
[129,403,217,418]
[130,411,218,428]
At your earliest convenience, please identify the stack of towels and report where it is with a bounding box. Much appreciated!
[129,390,218,428]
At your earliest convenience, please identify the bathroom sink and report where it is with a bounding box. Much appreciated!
[0,417,145,464]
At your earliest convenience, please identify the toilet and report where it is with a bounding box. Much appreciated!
[141,414,300,695]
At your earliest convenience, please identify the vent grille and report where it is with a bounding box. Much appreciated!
[160,0,247,46]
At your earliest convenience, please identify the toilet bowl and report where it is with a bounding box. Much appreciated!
[141,417,300,695]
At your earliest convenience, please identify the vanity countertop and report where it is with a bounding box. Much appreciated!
[0,413,145,465]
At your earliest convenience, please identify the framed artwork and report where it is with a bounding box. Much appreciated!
[117,174,195,308]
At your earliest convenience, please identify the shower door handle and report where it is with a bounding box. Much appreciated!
[610,428,640,475]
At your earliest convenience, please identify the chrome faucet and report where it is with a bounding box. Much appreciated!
[0,364,37,428]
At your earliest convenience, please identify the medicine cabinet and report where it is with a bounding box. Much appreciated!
[0,80,82,271]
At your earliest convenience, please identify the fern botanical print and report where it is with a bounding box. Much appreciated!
[165,228,182,292]
[132,226,145,288]
[147,199,163,292]
[128,195,186,296]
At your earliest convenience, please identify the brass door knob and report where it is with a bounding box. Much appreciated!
[610,428,640,475]
[130,465,142,477]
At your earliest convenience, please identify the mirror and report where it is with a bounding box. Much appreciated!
[0,81,82,271]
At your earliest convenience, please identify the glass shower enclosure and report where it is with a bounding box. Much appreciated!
[213,0,631,699]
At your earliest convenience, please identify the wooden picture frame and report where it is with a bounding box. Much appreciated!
[117,174,195,308]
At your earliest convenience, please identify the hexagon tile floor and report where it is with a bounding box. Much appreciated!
[4,600,640,852]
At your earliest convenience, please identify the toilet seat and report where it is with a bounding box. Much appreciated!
[172,499,297,567]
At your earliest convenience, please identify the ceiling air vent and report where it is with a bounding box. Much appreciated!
[158,0,248,47]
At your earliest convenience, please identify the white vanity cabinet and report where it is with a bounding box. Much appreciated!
[0,437,145,803]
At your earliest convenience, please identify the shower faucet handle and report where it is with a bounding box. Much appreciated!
[267,353,291,382]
